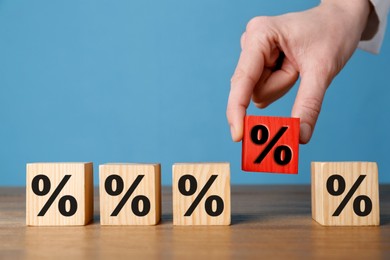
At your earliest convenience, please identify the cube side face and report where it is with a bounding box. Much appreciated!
[242,116,299,174]
[154,164,162,225]
[172,163,231,225]
[84,163,94,225]
[311,162,325,226]
[99,163,161,225]
[311,162,379,226]
[26,163,92,226]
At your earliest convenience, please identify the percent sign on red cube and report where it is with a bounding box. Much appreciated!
[242,116,300,174]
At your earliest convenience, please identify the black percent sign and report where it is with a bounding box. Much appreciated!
[178,175,224,217]
[32,174,77,217]
[327,174,372,217]
[105,175,150,217]
[251,125,292,165]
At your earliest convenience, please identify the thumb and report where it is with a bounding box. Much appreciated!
[292,70,329,144]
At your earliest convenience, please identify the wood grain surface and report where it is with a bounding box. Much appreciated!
[1,185,389,259]
[312,162,379,226]
[172,162,230,225]
[26,163,93,226]
[99,163,161,225]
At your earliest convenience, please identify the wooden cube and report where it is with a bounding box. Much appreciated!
[26,162,93,226]
[242,115,299,174]
[311,162,380,226]
[99,163,161,225]
[172,162,230,225]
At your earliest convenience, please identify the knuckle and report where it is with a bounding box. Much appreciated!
[246,17,260,32]
[244,17,275,54]
[246,17,271,32]
[240,31,246,41]
[314,64,332,80]
[240,32,247,48]
[309,54,339,82]
[231,68,257,87]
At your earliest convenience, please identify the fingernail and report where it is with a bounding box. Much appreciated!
[300,123,312,144]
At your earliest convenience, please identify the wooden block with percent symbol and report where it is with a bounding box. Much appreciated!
[311,162,380,226]
[26,162,94,226]
[172,162,230,225]
[242,115,300,174]
[99,163,161,225]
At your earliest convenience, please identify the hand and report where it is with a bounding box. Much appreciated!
[227,0,371,144]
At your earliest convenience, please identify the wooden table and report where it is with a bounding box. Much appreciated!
[1,185,389,259]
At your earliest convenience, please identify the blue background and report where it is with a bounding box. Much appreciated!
[0,0,389,186]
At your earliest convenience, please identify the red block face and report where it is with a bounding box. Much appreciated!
[242,116,300,174]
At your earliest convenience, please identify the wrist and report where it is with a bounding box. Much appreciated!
[319,0,371,36]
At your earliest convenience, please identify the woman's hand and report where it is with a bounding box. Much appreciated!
[227,0,371,144]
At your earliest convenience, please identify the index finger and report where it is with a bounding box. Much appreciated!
[227,33,268,141]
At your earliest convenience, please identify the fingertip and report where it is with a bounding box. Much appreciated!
[230,123,243,142]
[299,123,312,144]
[253,101,269,109]
[230,124,236,141]
[226,101,245,142]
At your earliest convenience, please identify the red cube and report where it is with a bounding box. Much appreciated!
[242,116,300,174]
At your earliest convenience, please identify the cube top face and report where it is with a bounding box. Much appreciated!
[26,162,93,226]
[242,115,300,174]
[27,162,92,165]
[172,162,230,225]
[173,162,229,166]
[311,162,379,226]
[99,163,161,225]
[101,163,160,166]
